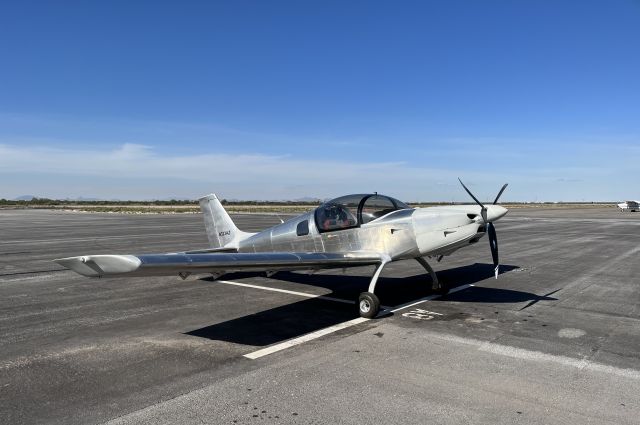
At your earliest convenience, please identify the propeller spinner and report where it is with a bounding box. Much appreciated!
[458,178,508,279]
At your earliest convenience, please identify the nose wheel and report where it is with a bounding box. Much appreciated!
[415,257,447,294]
[432,286,449,295]
[358,292,380,318]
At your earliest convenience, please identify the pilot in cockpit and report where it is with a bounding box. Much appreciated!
[319,203,356,231]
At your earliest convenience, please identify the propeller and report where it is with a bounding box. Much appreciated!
[458,178,508,279]
[493,183,508,205]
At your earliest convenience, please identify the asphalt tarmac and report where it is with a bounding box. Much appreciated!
[1,207,639,424]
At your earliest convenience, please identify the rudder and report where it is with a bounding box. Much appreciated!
[198,194,252,249]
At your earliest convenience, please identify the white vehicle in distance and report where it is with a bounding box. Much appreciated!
[617,201,639,212]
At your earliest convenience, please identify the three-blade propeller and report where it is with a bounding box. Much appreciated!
[458,178,508,279]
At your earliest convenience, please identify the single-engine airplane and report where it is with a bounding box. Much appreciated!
[55,179,508,318]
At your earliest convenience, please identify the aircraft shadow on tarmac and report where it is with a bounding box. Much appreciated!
[185,263,557,347]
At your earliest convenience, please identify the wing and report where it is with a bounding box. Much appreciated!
[54,251,384,278]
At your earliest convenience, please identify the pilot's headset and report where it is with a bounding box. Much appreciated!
[323,205,334,220]
[327,204,338,220]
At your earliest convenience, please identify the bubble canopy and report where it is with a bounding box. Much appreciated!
[314,194,411,232]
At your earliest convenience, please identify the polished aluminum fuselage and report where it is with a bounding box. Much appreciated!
[237,205,507,261]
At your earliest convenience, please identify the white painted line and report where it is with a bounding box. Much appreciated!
[243,283,475,360]
[387,284,473,314]
[216,280,356,305]
[244,317,370,359]
[426,330,640,380]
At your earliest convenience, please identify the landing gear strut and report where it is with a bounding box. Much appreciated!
[357,258,390,318]
[415,257,448,295]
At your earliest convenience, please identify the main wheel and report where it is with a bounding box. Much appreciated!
[358,292,380,318]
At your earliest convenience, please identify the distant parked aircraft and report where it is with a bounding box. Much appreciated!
[617,201,639,212]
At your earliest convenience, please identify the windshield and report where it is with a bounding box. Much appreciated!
[314,193,412,232]
[361,195,398,224]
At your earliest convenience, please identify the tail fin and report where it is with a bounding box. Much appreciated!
[198,194,253,249]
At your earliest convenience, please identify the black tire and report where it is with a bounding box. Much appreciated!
[433,285,449,296]
[358,292,380,318]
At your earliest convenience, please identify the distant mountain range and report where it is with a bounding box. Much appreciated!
[9,195,324,202]
[292,196,324,202]
[12,195,104,201]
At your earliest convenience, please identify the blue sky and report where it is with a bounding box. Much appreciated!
[1,1,638,201]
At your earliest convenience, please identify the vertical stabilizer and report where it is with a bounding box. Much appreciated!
[198,194,253,249]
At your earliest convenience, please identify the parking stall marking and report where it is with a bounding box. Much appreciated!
[240,283,473,360]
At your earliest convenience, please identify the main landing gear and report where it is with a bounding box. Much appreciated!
[357,257,447,318]
[358,292,380,319]
[357,258,389,318]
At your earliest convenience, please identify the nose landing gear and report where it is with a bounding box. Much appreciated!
[416,257,447,295]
